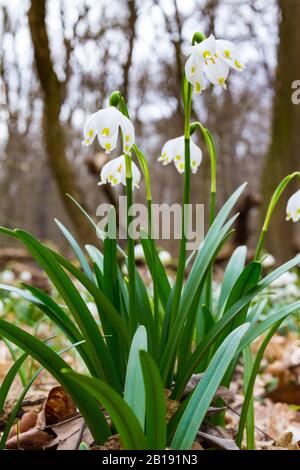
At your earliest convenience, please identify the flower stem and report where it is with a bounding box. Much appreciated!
[170,78,192,324]
[125,153,137,336]
[254,171,300,261]
[109,91,138,336]
[190,122,217,308]
[133,144,160,357]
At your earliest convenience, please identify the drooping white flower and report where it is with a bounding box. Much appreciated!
[82,106,135,155]
[185,54,207,94]
[186,34,244,92]
[98,155,141,189]
[158,136,202,174]
[286,189,300,222]
[216,39,245,72]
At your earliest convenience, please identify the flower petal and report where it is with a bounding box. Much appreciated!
[185,55,207,94]
[216,39,245,71]
[120,115,135,154]
[98,130,119,154]
[191,34,217,61]
[159,136,202,174]
[190,139,203,174]
[286,189,300,222]
[203,56,230,88]
[99,155,140,190]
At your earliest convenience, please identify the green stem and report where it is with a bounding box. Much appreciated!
[133,143,160,356]
[254,172,300,261]
[109,91,137,336]
[191,122,217,309]
[243,346,255,450]
[236,322,282,448]
[125,153,137,337]
[169,79,192,325]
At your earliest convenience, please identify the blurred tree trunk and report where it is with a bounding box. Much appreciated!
[261,0,300,262]
[28,0,96,245]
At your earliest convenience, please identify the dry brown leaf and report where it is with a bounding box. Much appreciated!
[197,430,239,450]
[45,415,93,450]
[267,383,300,405]
[5,428,53,449]
[38,385,77,426]
[8,411,37,439]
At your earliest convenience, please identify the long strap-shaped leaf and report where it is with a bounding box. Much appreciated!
[0,227,129,353]
[217,245,247,319]
[0,319,110,444]
[0,341,88,449]
[0,352,28,412]
[171,323,250,450]
[55,219,94,281]
[63,371,148,450]
[0,283,95,375]
[12,229,121,390]
[160,214,239,383]
[173,258,300,399]
[140,351,167,450]
[124,325,147,429]
[236,322,282,448]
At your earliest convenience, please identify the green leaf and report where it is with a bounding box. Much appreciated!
[124,325,148,429]
[0,341,88,449]
[217,246,247,319]
[63,371,148,450]
[173,255,300,399]
[67,193,127,258]
[0,352,28,412]
[22,283,97,374]
[0,228,129,353]
[140,351,167,450]
[171,323,250,450]
[55,218,94,281]
[160,213,239,383]
[103,208,120,310]
[214,261,261,351]
[0,318,110,444]
[134,269,155,352]
[14,229,121,390]
[236,322,283,448]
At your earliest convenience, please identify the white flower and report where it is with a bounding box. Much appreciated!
[134,244,145,260]
[262,254,276,268]
[286,189,300,222]
[158,136,202,174]
[186,34,244,92]
[82,106,135,155]
[1,270,14,283]
[98,155,141,189]
[158,250,172,265]
[19,270,32,282]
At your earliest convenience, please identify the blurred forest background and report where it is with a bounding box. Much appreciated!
[0,0,299,263]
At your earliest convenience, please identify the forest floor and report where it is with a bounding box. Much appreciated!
[1,329,300,451]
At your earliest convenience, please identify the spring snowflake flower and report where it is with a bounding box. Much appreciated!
[158,136,202,174]
[185,34,245,93]
[82,106,135,155]
[98,155,141,189]
[286,189,300,222]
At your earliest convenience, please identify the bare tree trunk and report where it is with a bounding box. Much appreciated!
[261,0,300,262]
[28,0,96,244]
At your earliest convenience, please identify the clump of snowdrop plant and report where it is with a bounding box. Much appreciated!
[0,31,300,452]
